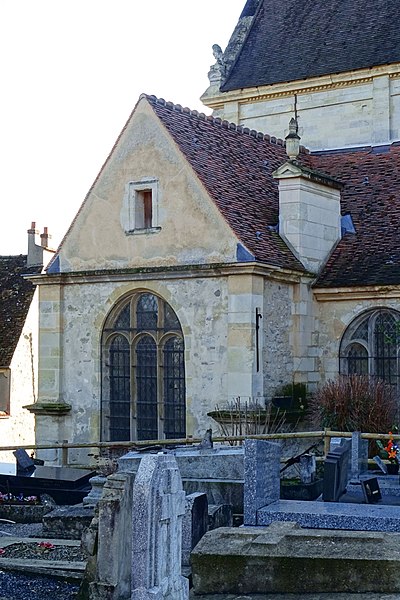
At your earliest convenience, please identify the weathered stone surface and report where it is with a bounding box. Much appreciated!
[42,504,94,540]
[88,472,133,600]
[131,454,188,600]
[191,523,400,595]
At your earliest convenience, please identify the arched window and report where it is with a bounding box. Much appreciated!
[102,293,185,441]
[339,308,400,387]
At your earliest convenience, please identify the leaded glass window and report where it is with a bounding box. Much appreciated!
[102,293,186,441]
[340,308,400,389]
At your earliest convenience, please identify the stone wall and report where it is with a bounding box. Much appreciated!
[203,66,400,151]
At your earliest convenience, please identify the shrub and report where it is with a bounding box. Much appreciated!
[309,374,397,433]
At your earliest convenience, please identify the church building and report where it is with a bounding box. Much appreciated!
[28,0,400,464]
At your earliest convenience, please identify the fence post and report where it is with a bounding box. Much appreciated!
[61,440,69,466]
[323,428,332,456]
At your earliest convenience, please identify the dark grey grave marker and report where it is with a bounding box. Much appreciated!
[361,478,382,504]
[323,441,351,502]
[13,449,35,475]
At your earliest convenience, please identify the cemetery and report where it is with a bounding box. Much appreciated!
[4,429,400,596]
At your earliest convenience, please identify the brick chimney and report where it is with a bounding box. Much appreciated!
[40,226,51,249]
[27,223,53,266]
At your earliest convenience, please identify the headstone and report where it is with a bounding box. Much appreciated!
[351,432,369,479]
[373,455,388,475]
[13,449,35,475]
[182,492,208,567]
[323,441,351,502]
[86,472,134,600]
[361,478,382,504]
[131,453,189,600]
[244,439,280,526]
[299,454,316,484]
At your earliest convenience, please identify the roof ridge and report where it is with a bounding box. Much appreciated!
[142,93,308,153]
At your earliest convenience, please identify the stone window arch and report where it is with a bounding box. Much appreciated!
[102,292,185,441]
[339,308,400,387]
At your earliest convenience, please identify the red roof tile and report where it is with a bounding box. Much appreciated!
[311,145,400,288]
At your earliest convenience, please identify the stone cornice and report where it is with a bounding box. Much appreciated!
[202,63,400,110]
[314,285,400,302]
[23,402,72,416]
[25,261,309,286]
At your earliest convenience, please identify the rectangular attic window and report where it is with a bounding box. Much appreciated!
[124,179,160,235]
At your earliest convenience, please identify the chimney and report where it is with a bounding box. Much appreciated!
[40,226,51,249]
[273,148,343,274]
[27,221,44,267]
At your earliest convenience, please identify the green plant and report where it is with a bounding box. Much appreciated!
[274,382,308,410]
[309,374,397,433]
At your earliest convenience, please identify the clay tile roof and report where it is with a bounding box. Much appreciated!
[0,256,41,367]
[221,0,400,91]
[145,95,305,273]
[311,145,400,288]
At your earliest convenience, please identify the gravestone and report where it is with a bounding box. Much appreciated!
[13,449,35,475]
[323,441,351,502]
[299,454,316,484]
[350,432,368,479]
[131,453,189,600]
[361,478,382,504]
[373,455,388,475]
[243,439,280,526]
[182,492,208,568]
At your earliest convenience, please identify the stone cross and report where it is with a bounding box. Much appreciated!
[131,453,189,600]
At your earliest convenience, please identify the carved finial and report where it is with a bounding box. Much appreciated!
[208,44,226,84]
[285,117,301,160]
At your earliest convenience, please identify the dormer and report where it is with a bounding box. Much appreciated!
[273,156,343,274]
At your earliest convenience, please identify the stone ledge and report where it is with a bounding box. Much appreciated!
[23,402,72,416]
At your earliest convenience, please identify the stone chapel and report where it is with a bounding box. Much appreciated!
[27,0,400,463]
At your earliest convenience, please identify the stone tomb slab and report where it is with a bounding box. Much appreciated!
[257,498,400,531]
[191,522,400,595]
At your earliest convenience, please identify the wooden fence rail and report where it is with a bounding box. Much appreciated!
[0,429,397,467]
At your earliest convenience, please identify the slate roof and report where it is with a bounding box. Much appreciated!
[311,145,400,288]
[0,256,41,367]
[146,95,306,273]
[221,0,400,91]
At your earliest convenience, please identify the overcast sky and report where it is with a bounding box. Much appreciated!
[0,1,245,254]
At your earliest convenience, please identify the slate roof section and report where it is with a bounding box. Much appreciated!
[221,0,400,91]
[311,145,400,288]
[145,95,306,273]
[0,256,41,367]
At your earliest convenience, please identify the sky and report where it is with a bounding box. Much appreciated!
[0,0,245,255]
